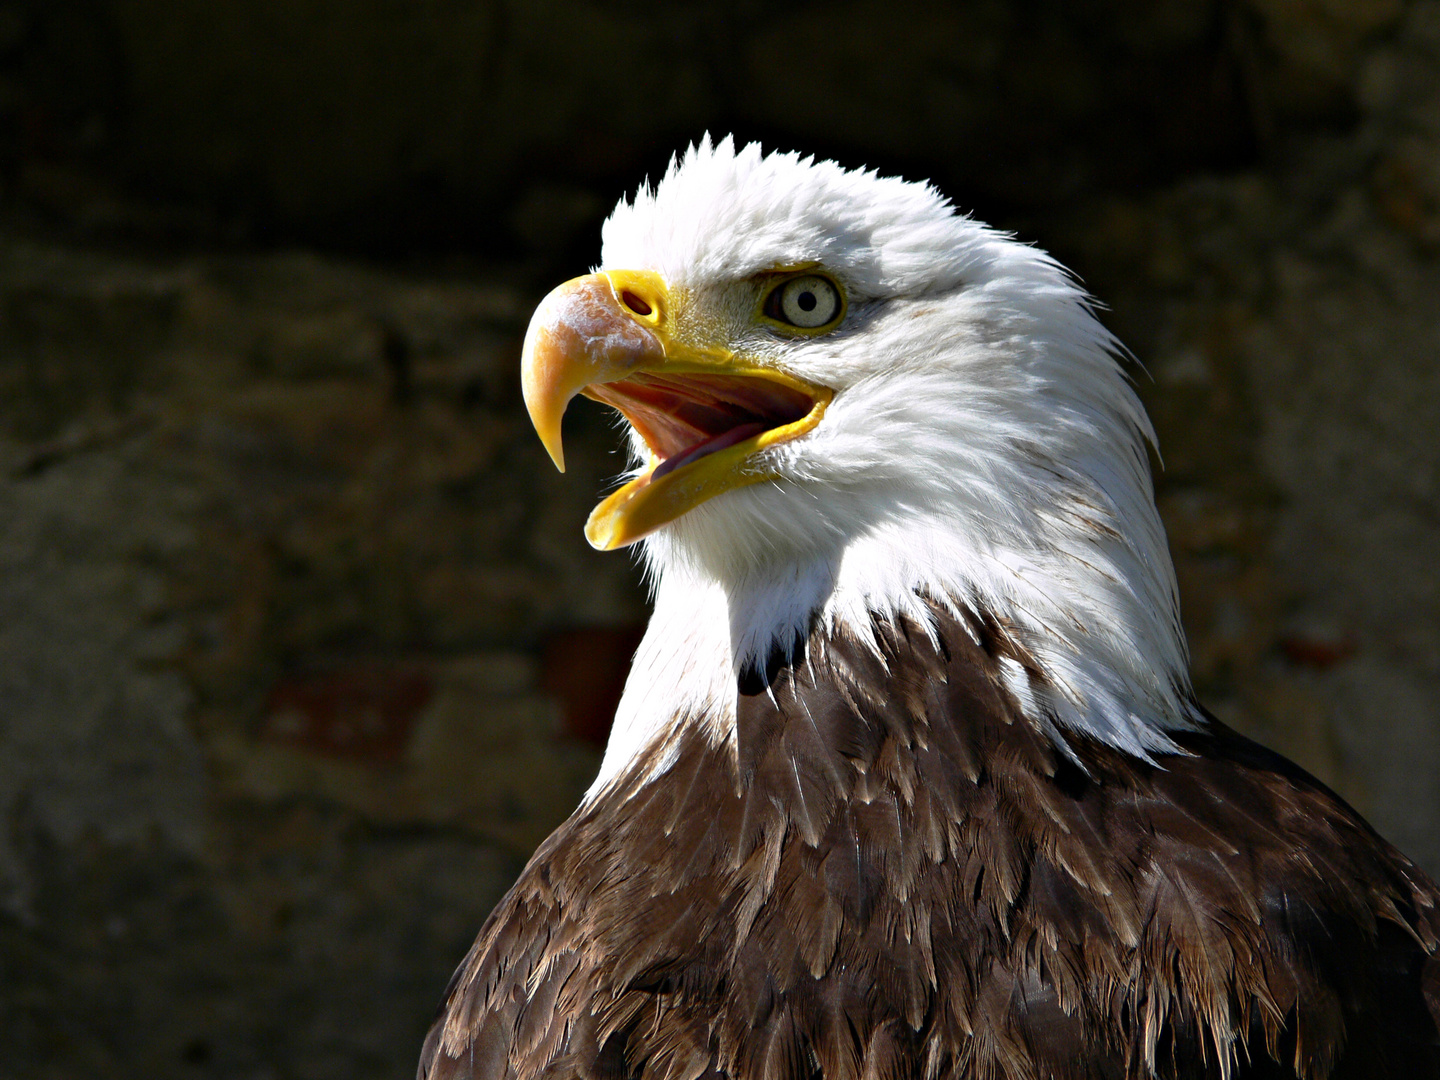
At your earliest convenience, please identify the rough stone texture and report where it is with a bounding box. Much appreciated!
[1,1,1438,1078]
[0,241,640,1078]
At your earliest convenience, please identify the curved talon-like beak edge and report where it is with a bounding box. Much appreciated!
[521,272,666,473]
[521,270,830,549]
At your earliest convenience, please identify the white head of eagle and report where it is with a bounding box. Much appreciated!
[523,136,1200,795]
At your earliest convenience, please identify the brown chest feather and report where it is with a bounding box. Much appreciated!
[419,605,1440,1080]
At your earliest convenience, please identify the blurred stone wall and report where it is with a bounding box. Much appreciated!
[1,1,1438,1078]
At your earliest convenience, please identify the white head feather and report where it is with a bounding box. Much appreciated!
[588,137,1198,794]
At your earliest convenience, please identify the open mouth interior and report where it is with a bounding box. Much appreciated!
[583,372,816,482]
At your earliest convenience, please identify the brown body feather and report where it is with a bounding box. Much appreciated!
[419,602,1440,1079]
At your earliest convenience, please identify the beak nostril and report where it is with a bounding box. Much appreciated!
[621,291,653,317]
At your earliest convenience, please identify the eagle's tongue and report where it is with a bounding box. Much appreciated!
[652,423,766,482]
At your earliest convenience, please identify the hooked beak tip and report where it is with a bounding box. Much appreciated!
[519,272,664,477]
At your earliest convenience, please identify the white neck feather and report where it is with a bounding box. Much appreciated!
[591,496,1201,799]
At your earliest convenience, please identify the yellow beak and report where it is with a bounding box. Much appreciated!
[520,270,830,550]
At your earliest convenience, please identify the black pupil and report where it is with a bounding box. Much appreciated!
[797,290,817,312]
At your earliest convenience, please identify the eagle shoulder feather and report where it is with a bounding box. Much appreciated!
[420,603,1440,1080]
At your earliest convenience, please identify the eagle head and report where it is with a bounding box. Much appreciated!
[522,137,1199,785]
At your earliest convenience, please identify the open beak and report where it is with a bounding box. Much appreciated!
[521,270,831,550]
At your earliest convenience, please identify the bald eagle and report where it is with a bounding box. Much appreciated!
[420,139,1440,1079]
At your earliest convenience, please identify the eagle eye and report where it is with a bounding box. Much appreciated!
[763,274,843,331]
